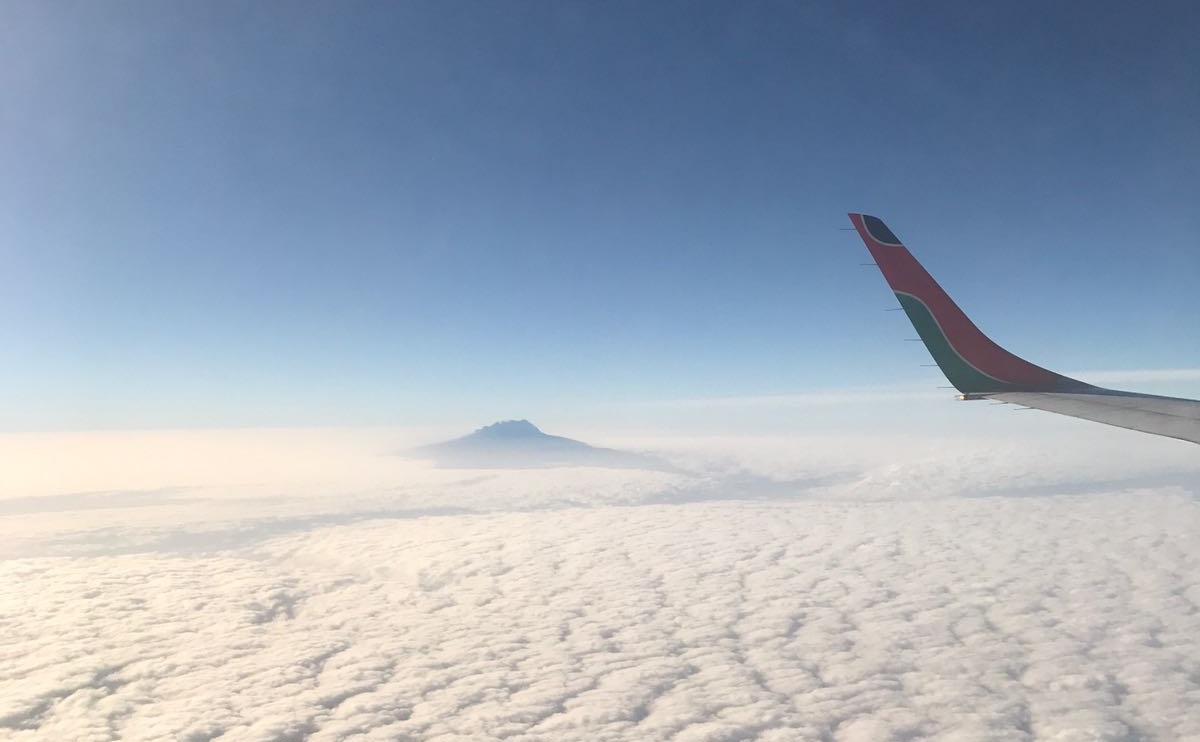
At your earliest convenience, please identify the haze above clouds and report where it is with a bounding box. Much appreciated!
[2,425,1198,741]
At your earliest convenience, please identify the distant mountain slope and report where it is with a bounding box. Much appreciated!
[414,420,672,470]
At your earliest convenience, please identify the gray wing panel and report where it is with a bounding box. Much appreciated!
[990,390,1200,445]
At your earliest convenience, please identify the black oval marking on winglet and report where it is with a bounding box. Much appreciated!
[863,215,903,245]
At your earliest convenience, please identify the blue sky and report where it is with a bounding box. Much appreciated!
[2,1,1197,430]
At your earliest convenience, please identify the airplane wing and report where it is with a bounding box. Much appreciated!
[848,213,1200,445]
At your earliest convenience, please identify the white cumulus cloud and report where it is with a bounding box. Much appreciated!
[0,427,1198,741]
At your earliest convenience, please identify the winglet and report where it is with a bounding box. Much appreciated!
[848,213,1089,395]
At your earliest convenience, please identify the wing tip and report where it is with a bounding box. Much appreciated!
[847,213,903,246]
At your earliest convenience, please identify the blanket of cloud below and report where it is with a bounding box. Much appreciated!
[1,427,1198,741]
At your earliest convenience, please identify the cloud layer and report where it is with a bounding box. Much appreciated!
[1,428,1198,741]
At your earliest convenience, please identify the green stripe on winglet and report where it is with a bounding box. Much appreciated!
[895,293,1018,394]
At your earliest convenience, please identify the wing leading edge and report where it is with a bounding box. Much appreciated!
[848,213,1200,445]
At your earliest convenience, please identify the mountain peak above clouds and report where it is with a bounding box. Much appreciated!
[470,419,546,439]
[414,420,674,471]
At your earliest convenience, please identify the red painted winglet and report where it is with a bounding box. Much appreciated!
[848,213,1078,389]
